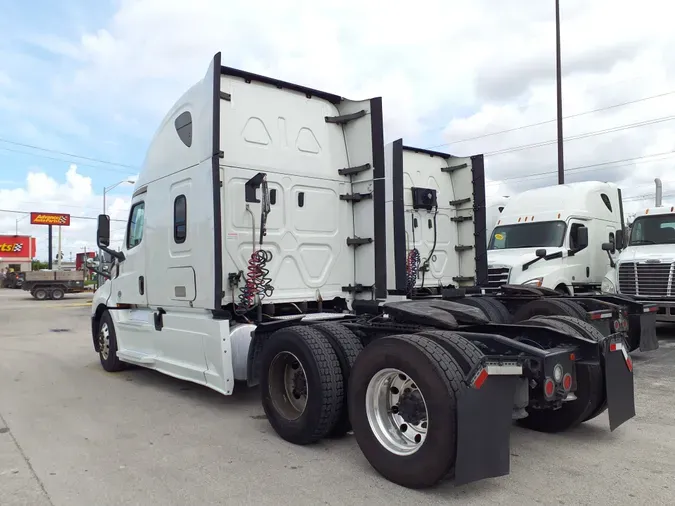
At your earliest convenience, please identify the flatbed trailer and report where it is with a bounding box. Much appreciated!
[90,54,644,490]
[23,270,86,300]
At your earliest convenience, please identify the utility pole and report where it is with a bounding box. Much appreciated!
[555,0,565,184]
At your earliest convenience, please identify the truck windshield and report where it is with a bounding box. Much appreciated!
[489,221,567,250]
[629,215,675,245]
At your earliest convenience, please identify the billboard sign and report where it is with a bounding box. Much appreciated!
[30,212,71,226]
[0,235,34,259]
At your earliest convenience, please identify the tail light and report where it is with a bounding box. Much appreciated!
[544,378,555,398]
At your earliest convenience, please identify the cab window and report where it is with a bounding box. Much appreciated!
[127,202,145,249]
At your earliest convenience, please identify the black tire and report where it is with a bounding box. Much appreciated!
[555,284,569,295]
[348,334,464,489]
[517,315,605,432]
[554,299,587,320]
[34,288,48,301]
[455,297,504,323]
[531,315,608,422]
[260,326,344,446]
[98,310,127,372]
[513,299,583,322]
[416,330,484,375]
[313,322,364,438]
[482,297,513,323]
[51,287,65,300]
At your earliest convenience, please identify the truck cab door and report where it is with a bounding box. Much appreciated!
[564,220,590,286]
[113,197,148,307]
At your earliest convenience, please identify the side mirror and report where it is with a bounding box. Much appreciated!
[97,214,111,247]
[535,248,547,258]
[601,242,613,251]
[576,226,589,250]
[615,229,624,249]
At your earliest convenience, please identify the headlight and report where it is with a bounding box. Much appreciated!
[522,277,544,287]
[601,277,615,293]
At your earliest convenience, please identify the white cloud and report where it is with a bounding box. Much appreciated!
[0,165,131,261]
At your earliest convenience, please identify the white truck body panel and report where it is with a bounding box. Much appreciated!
[383,140,486,294]
[92,54,386,393]
[604,204,675,321]
[487,181,624,293]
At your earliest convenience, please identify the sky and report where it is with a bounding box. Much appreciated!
[1,0,675,261]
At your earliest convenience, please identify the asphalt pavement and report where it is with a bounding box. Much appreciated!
[1,288,674,505]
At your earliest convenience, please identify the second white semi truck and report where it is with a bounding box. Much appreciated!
[91,53,649,490]
[603,203,675,322]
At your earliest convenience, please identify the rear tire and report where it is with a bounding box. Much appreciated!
[416,330,484,375]
[313,322,364,438]
[348,334,464,489]
[456,297,510,323]
[513,299,582,322]
[260,326,344,445]
[34,288,48,300]
[531,315,608,422]
[51,288,65,300]
[517,316,605,432]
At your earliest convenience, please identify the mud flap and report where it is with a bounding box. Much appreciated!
[605,342,635,431]
[638,312,658,352]
[455,375,518,486]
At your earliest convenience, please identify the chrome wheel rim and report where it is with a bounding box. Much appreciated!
[365,368,429,456]
[99,322,110,360]
[268,351,308,420]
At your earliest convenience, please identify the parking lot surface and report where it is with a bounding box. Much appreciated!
[1,287,675,505]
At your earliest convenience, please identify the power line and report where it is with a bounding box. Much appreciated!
[486,150,675,186]
[0,137,139,170]
[484,115,675,157]
[0,146,137,175]
[0,209,126,222]
[427,89,675,150]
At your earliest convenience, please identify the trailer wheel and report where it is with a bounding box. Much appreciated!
[98,311,127,372]
[51,287,65,300]
[517,316,604,432]
[348,334,463,489]
[456,297,510,323]
[260,326,344,445]
[34,288,48,301]
[313,322,364,438]
[513,299,582,322]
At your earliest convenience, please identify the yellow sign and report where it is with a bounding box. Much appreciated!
[494,233,504,240]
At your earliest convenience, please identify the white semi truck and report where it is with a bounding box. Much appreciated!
[486,181,624,295]
[603,203,675,322]
[91,53,645,490]
[384,145,658,353]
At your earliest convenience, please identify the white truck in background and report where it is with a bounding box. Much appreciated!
[486,181,625,295]
[90,53,644,491]
[602,201,675,323]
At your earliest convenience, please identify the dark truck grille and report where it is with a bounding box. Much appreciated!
[487,267,510,289]
[618,261,674,297]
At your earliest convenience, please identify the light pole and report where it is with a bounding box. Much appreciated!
[99,179,134,287]
[555,0,564,185]
[15,213,30,235]
[103,179,135,215]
